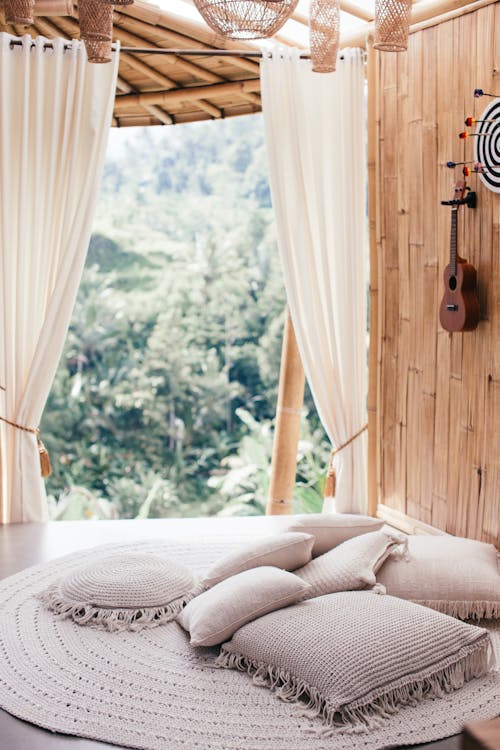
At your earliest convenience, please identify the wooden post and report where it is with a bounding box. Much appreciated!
[266,311,305,515]
[367,36,379,518]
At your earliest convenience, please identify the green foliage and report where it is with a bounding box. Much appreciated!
[41,116,330,520]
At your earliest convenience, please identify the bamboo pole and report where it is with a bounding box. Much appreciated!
[114,78,261,112]
[114,7,261,75]
[120,52,223,118]
[266,312,305,516]
[114,73,175,124]
[367,36,379,518]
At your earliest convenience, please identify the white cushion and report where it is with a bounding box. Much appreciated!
[178,566,309,647]
[286,512,384,556]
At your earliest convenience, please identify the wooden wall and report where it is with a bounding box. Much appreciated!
[374,3,500,546]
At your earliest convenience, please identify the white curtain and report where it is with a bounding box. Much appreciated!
[260,48,367,514]
[0,34,119,523]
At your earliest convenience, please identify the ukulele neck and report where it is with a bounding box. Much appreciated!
[450,207,458,275]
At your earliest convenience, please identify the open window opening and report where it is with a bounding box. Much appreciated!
[40,115,330,521]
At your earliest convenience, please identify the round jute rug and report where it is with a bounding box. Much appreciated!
[0,538,499,750]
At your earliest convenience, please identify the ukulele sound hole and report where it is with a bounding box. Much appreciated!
[449,276,457,291]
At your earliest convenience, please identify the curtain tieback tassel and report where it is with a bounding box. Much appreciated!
[323,423,368,498]
[37,436,52,478]
[0,415,52,478]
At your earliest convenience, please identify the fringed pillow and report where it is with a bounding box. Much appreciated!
[376,535,500,620]
[294,528,406,598]
[286,513,384,557]
[202,532,315,588]
[178,566,310,647]
[37,553,200,632]
[216,591,494,734]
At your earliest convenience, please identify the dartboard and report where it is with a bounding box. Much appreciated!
[474,98,500,193]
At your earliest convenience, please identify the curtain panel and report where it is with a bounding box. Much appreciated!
[0,34,119,522]
[260,48,367,514]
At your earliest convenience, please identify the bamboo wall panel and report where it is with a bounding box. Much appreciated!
[376,4,500,546]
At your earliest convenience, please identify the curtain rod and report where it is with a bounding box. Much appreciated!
[7,39,317,58]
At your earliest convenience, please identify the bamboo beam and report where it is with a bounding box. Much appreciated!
[114,7,260,76]
[120,51,178,88]
[266,312,305,515]
[367,36,379,518]
[116,74,174,124]
[60,15,238,114]
[114,78,261,112]
[120,52,223,118]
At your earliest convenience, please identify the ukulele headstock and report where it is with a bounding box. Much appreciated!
[452,179,467,204]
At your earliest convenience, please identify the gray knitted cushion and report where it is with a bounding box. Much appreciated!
[377,535,500,620]
[217,591,494,733]
[202,532,315,588]
[37,553,199,632]
[294,529,406,599]
[287,513,384,556]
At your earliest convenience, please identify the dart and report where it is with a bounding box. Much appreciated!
[474,88,499,98]
[459,131,491,139]
[446,159,478,168]
[465,116,499,126]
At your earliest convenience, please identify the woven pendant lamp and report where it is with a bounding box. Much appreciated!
[373,0,411,51]
[4,0,34,25]
[309,0,340,73]
[193,0,299,40]
[79,0,113,63]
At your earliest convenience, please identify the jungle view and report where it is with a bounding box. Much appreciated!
[40,114,330,521]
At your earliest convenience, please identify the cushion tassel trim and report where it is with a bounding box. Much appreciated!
[36,583,199,632]
[410,599,500,621]
[216,635,493,734]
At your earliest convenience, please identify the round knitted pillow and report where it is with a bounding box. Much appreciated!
[37,553,199,632]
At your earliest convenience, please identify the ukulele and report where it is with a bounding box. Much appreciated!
[439,180,480,332]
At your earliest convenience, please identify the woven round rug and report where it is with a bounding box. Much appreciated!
[0,537,499,750]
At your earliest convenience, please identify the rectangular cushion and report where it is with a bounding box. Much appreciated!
[178,566,309,647]
[376,535,500,620]
[286,513,384,556]
[202,532,315,588]
[294,528,406,598]
[217,591,493,732]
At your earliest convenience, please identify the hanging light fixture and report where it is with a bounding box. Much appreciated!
[4,0,34,25]
[309,0,340,73]
[192,0,298,40]
[78,0,113,63]
[373,0,411,51]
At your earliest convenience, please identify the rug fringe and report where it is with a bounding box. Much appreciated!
[216,636,493,734]
[412,599,500,621]
[36,583,197,632]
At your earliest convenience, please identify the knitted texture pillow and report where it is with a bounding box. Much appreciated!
[37,553,199,632]
[178,566,309,647]
[286,513,384,557]
[377,535,500,620]
[202,532,314,588]
[294,528,406,599]
[217,591,494,733]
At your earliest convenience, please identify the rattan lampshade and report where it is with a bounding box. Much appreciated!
[373,0,411,51]
[4,0,34,25]
[309,0,340,73]
[79,0,113,63]
[193,0,298,39]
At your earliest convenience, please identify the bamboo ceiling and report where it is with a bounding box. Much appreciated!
[0,0,488,126]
